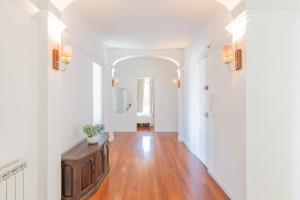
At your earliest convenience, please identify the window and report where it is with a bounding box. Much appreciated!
[137,78,153,116]
[142,78,151,115]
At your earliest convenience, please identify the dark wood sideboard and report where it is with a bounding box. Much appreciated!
[61,133,110,200]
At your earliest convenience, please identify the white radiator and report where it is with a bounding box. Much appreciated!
[0,160,27,200]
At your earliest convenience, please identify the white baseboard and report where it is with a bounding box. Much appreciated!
[154,129,178,133]
[113,129,178,133]
[208,169,233,199]
[109,135,114,142]
[183,140,193,152]
[113,130,136,133]
[178,136,184,142]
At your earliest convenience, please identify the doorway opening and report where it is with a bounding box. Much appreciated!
[137,78,155,132]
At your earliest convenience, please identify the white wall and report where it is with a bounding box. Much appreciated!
[155,77,178,132]
[43,5,110,200]
[55,4,107,152]
[246,9,300,200]
[0,1,39,200]
[57,44,94,153]
[113,57,178,132]
[93,62,102,123]
[101,67,114,141]
[183,7,247,200]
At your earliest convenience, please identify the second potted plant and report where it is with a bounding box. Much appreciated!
[83,123,105,144]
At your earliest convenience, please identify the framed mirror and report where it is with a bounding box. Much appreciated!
[113,87,132,113]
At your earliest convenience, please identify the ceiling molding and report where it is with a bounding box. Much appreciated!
[246,9,300,21]
[216,0,243,11]
[225,11,247,35]
[49,0,75,12]
[8,0,40,16]
[113,55,180,68]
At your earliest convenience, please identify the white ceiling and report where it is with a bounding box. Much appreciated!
[66,0,223,49]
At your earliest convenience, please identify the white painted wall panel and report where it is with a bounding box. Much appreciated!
[183,8,246,200]
[0,1,39,200]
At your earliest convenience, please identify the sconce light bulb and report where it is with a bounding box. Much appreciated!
[53,44,72,71]
[222,45,234,65]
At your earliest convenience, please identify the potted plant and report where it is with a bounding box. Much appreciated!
[83,123,105,144]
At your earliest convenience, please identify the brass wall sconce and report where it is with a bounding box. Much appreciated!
[53,45,72,71]
[172,79,181,88]
[222,43,242,71]
[112,78,119,87]
[235,48,242,70]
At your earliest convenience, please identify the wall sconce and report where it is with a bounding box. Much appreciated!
[53,45,72,71]
[222,43,242,71]
[112,78,119,87]
[222,45,234,65]
[172,79,180,88]
[223,11,246,71]
[235,47,242,70]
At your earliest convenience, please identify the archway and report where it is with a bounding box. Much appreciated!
[113,55,180,68]
[112,56,179,133]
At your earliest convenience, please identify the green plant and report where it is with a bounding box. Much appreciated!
[83,123,105,138]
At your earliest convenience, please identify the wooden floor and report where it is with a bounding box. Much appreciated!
[90,129,229,200]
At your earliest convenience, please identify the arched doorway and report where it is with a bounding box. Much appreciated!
[112,56,179,133]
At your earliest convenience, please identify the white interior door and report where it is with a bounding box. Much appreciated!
[200,57,211,167]
[196,58,206,167]
[187,57,212,168]
[191,66,201,159]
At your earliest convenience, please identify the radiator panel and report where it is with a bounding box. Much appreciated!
[0,160,27,200]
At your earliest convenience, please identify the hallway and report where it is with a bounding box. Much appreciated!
[90,130,229,200]
[2,0,300,199]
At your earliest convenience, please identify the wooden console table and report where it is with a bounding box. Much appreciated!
[61,133,110,200]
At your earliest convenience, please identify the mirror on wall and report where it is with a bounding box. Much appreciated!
[113,87,132,113]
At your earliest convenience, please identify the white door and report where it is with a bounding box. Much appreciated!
[188,58,212,168]
[200,57,211,167]
[196,58,206,167]
[192,65,202,159]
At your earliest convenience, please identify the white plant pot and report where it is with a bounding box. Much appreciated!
[86,135,99,144]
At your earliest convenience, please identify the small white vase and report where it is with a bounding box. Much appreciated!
[86,135,99,144]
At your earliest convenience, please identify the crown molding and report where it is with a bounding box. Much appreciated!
[226,11,247,34]
[8,0,40,16]
[247,9,300,21]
